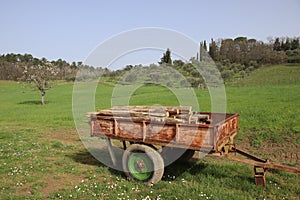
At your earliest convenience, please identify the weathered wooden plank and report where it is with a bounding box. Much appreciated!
[166,106,192,115]
[146,124,176,142]
[111,106,169,117]
[97,109,167,118]
[175,126,209,147]
[95,115,165,123]
[89,107,240,151]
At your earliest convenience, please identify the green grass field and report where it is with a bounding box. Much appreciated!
[0,65,299,199]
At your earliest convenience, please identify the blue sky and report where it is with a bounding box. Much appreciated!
[1,0,300,64]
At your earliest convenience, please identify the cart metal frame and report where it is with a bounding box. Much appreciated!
[89,109,299,186]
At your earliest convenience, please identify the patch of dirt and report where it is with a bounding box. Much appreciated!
[15,182,34,196]
[17,173,86,197]
[236,136,300,167]
[40,173,85,197]
[37,130,100,196]
[43,129,82,145]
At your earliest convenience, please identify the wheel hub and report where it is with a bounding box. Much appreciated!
[136,160,145,172]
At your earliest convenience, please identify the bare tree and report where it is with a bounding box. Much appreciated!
[19,61,58,105]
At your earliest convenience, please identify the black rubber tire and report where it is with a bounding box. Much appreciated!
[122,144,164,185]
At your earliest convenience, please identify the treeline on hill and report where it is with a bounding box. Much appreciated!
[205,36,300,81]
[0,36,299,85]
[0,54,100,81]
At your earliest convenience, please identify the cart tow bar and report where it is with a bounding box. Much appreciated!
[221,147,300,187]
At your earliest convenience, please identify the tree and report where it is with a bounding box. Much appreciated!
[209,38,218,61]
[199,41,207,61]
[19,60,58,105]
[173,59,185,67]
[124,65,133,71]
[200,42,204,61]
[283,38,291,51]
[203,40,207,51]
[219,38,236,62]
[291,38,299,50]
[273,37,281,51]
[159,48,172,65]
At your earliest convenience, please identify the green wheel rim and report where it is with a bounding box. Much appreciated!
[127,152,154,181]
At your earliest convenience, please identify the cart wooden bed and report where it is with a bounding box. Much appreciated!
[88,106,299,186]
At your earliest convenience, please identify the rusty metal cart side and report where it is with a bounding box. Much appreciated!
[88,107,300,186]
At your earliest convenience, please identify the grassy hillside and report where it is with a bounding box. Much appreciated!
[229,64,300,86]
[0,64,299,199]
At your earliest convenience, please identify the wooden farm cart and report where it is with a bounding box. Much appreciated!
[88,106,300,186]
